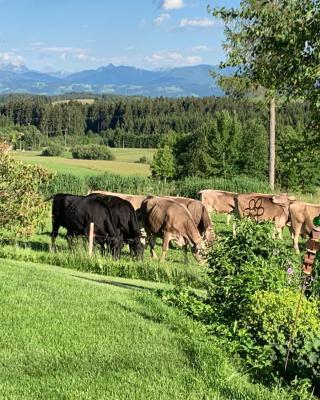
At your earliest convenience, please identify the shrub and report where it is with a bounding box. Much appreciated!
[41,143,64,156]
[0,152,52,236]
[206,219,300,321]
[240,289,320,388]
[137,155,149,164]
[71,144,115,160]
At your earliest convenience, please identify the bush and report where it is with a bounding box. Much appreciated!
[0,152,52,236]
[71,144,115,160]
[241,289,320,388]
[137,155,149,164]
[206,219,300,321]
[41,143,64,157]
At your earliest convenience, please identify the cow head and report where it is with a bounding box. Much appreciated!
[128,237,145,261]
[191,243,203,262]
[107,235,124,259]
[272,194,296,205]
[203,227,215,243]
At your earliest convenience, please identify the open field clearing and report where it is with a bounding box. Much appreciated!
[12,148,155,177]
[52,98,96,105]
[0,258,295,400]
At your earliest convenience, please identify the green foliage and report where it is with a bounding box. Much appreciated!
[206,219,300,321]
[0,152,52,236]
[0,96,313,148]
[137,155,149,164]
[157,220,320,392]
[211,0,319,126]
[277,126,320,193]
[171,112,268,181]
[42,171,271,199]
[240,289,320,385]
[71,144,115,160]
[239,119,268,178]
[151,145,175,182]
[41,142,64,157]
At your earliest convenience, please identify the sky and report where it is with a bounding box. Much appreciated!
[0,0,240,72]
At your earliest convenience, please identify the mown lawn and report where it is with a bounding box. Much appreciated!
[0,259,293,400]
[12,148,155,177]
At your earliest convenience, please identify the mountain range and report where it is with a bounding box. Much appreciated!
[0,63,232,97]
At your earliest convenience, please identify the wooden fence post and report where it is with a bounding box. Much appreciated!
[88,222,94,256]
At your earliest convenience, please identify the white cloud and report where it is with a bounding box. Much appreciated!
[74,53,89,60]
[179,18,214,28]
[37,46,90,61]
[160,0,185,10]
[153,13,170,26]
[189,45,210,52]
[0,52,24,65]
[43,46,84,54]
[146,50,202,67]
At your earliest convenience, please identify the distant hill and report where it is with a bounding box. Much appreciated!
[0,63,232,97]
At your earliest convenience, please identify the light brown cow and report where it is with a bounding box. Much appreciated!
[165,196,214,242]
[139,196,202,263]
[289,201,320,253]
[234,193,296,239]
[88,190,145,211]
[198,190,237,224]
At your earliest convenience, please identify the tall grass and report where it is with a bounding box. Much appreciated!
[0,242,208,288]
[43,172,272,198]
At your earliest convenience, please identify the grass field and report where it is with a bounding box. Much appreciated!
[12,148,155,177]
[0,258,294,400]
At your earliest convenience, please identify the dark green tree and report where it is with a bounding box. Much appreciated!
[151,145,175,182]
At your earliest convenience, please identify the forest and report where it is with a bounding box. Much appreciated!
[0,94,318,192]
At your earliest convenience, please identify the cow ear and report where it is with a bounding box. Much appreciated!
[288,195,296,201]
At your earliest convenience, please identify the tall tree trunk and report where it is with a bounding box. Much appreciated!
[269,97,276,190]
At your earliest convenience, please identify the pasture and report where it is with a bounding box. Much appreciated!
[12,148,155,177]
[0,258,296,399]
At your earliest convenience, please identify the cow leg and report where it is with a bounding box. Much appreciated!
[293,223,302,254]
[149,234,158,259]
[276,227,283,240]
[232,222,237,237]
[226,213,231,225]
[66,232,75,250]
[50,220,60,252]
[50,234,57,253]
[183,243,189,265]
[160,232,172,262]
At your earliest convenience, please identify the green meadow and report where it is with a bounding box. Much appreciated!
[0,258,294,400]
[12,148,155,177]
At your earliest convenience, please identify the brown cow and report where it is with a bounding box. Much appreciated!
[165,196,214,242]
[138,196,202,263]
[88,190,145,211]
[289,201,320,253]
[234,193,296,239]
[198,190,237,224]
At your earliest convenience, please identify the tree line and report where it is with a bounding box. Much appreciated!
[0,95,312,148]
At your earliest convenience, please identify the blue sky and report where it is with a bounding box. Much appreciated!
[0,0,240,72]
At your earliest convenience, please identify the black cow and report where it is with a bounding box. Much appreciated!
[88,194,144,260]
[49,193,123,258]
